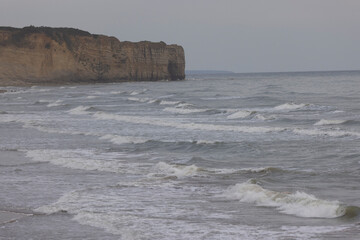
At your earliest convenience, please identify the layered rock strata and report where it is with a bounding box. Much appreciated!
[0,26,185,86]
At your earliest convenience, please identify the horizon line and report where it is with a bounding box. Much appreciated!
[186,69,360,75]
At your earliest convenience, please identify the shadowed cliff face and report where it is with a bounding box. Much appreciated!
[0,26,185,86]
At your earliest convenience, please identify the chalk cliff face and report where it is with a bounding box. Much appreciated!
[0,26,185,86]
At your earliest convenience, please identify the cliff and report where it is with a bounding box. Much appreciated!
[0,26,185,86]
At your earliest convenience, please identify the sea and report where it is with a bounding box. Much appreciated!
[0,71,360,240]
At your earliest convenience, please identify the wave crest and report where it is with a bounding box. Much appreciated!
[314,119,347,126]
[149,162,201,178]
[99,134,147,145]
[223,182,346,218]
[227,110,255,119]
[274,103,308,111]
[67,105,97,115]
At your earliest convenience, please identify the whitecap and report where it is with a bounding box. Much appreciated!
[34,99,49,104]
[86,95,98,99]
[127,97,151,103]
[293,128,360,138]
[274,103,308,111]
[148,162,201,178]
[255,114,276,121]
[99,134,148,145]
[193,140,220,144]
[47,100,64,107]
[35,184,353,239]
[67,105,92,115]
[227,110,254,119]
[222,182,346,218]
[110,90,125,95]
[163,107,208,114]
[314,119,347,126]
[176,102,194,108]
[159,100,181,105]
[25,149,126,173]
[93,112,284,133]
[129,89,148,95]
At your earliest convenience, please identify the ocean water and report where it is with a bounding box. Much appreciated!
[1,71,360,239]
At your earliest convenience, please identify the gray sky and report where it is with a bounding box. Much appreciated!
[1,0,360,73]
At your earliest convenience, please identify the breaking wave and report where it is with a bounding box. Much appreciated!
[86,95,98,99]
[127,97,152,103]
[163,107,209,114]
[148,162,290,179]
[25,149,129,173]
[67,106,96,115]
[222,182,352,218]
[93,112,284,133]
[99,134,148,145]
[274,103,308,111]
[227,110,256,119]
[148,162,201,178]
[254,114,276,121]
[34,99,50,105]
[314,119,348,126]
[47,100,64,107]
[129,89,148,95]
[159,100,181,105]
[293,128,360,138]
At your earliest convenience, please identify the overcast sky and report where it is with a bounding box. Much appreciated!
[1,0,360,73]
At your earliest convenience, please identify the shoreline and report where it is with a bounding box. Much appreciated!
[0,211,33,225]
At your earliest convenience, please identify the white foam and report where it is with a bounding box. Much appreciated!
[314,119,347,126]
[147,99,158,104]
[47,100,64,107]
[93,112,284,133]
[149,162,201,178]
[255,114,276,121]
[223,182,345,218]
[148,162,279,177]
[193,139,220,144]
[25,149,126,173]
[12,88,51,94]
[239,167,276,173]
[159,100,181,105]
[227,110,254,119]
[293,128,360,138]
[86,95,98,99]
[274,103,308,111]
[110,90,125,95]
[202,96,243,100]
[176,102,194,108]
[35,186,352,240]
[99,134,147,145]
[127,97,151,103]
[67,105,92,115]
[36,99,49,103]
[163,107,208,114]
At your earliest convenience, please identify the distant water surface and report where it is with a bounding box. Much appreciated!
[1,71,360,239]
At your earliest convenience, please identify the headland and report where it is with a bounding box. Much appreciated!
[0,26,185,86]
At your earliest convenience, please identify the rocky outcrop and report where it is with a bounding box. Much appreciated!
[0,26,185,86]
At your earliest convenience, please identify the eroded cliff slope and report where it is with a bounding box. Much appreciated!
[0,26,185,86]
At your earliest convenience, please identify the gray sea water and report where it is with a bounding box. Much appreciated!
[1,71,360,239]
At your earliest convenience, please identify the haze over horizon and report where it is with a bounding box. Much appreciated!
[1,0,359,73]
